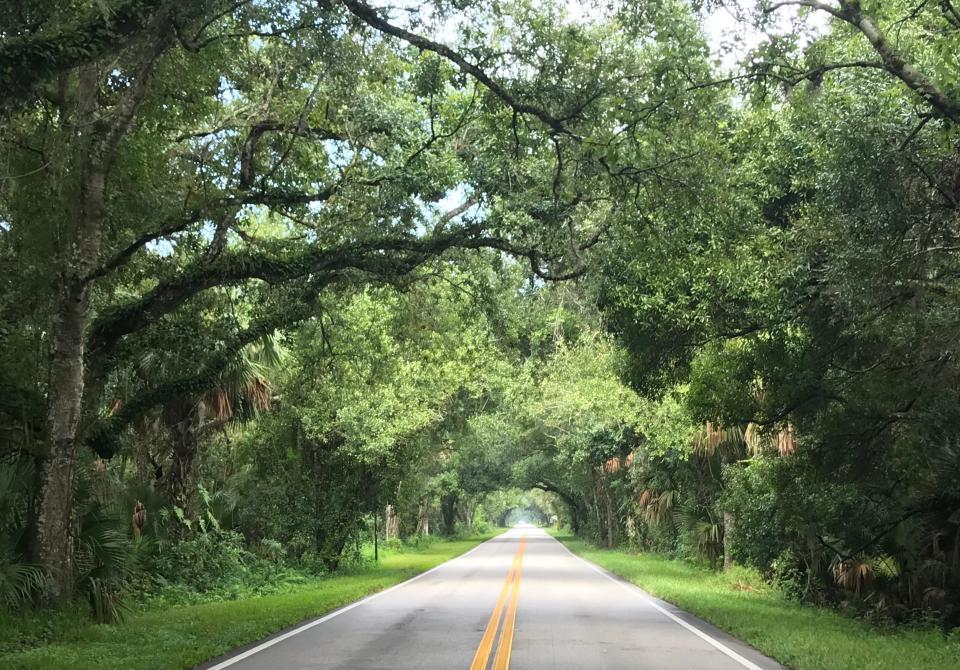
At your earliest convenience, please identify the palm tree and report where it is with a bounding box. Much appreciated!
[113,335,283,513]
[161,336,282,510]
[688,420,796,569]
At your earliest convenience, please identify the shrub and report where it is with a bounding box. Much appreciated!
[770,548,807,600]
[256,538,286,564]
[148,529,251,593]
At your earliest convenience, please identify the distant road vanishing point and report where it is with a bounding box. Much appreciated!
[201,527,784,670]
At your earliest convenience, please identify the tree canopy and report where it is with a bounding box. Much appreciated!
[1,0,959,635]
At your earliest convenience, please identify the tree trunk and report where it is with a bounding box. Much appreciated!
[384,504,399,540]
[163,422,199,513]
[592,474,605,543]
[31,66,110,599]
[416,498,430,536]
[836,0,960,126]
[159,396,201,515]
[603,478,616,548]
[440,492,458,536]
[31,44,162,598]
[723,510,736,571]
[32,411,79,598]
[34,269,98,596]
[569,503,581,535]
[625,513,637,547]
[460,503,476,533]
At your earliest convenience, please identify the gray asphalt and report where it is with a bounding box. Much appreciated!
[202,526,784,670]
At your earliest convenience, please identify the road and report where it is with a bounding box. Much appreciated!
[202,527,784,670]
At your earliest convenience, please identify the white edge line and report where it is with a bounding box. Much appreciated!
[550,533,768,670]
[206,533,504,670]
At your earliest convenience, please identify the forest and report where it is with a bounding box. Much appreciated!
[1,0,959,666]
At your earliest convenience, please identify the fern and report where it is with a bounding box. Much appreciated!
[0,548,47,609]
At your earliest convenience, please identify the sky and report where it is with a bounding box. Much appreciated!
[701,1,830,70]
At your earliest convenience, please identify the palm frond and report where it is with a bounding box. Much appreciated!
[0,556,47,609]
[642,489,675,525]
[832,557,874,597]
[693,422,746,459]
[87,576,129,624]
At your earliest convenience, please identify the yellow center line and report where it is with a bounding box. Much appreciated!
[492,544,524,670]
[469,536,526,670]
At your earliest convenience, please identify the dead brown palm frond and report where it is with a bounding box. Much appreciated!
[638,488,654,509]
[603,452,634,474]
[691,421,716,455]
[693,422,746,458]
[204,388,233,422]
[744,423,761,454]
[740,422,797,457]
[707,421,729,452]
[833,557,874,596]
[642,489,675,525]
[200,337,279,425]
[644,504,657,524]
[246,376,271,412]
[777,423,796,456]
[131,501,146,540]
[692,423,710,455]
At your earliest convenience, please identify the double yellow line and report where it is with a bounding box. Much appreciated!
[469,536,526,670]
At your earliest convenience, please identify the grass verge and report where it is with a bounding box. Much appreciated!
[552,532,960,670]
[0,533,495,670]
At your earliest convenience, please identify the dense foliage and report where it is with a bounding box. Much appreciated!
[1,0,959,649]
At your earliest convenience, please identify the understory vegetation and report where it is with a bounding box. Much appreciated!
[2,0,960,665]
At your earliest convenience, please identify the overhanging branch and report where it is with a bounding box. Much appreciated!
[86,184,342,282]
[765,0,960,124]
[87,225,587,361]
[86,287,321,457]
[341,0,576,138]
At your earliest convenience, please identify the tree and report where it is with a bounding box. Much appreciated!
[589,0,960,610]
[2,0,637,596]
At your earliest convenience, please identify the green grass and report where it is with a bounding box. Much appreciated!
[553,532,960,670]
[0,534,496,670]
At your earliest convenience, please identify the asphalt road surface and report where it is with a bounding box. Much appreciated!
[202,526,784,670]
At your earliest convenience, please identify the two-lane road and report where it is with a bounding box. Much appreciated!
[203,527,783,669]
